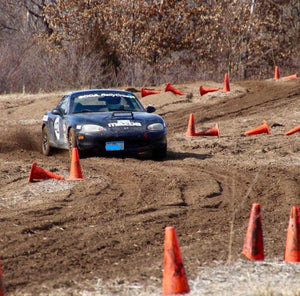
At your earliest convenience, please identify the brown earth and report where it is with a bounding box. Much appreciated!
[0,78,300,295]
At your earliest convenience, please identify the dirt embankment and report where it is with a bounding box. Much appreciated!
[0,78,300,295]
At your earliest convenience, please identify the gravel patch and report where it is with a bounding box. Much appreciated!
[13,259,300,296]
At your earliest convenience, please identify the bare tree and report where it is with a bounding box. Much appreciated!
[0,0,299,93]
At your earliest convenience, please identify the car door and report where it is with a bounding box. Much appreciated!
[50,95,70,148]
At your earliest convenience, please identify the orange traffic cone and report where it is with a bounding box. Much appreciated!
[186,113,196,137]
[165,83,184,95]
[141,88,160,97]
[0,260,4,296]
[195,123,219,137]
[28,162,65,182]
[199,86,219,96]
[282,73,298,80]
[162,226,190,295]
[222,73,230,93]
[285,125,300,136]
[284,205,300,263]
[274,66,280,79]
[244,120,270,136]
[242,203,264,261]
[67,148,83,181]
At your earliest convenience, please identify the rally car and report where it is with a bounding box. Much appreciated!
[41,89,167,158]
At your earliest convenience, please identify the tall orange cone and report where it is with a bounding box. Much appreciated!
[195,123,219,137]
[222,73,230,92]
[28,162,65,182]
[165,83,184,95]
[244,120,270,136]
[141,88,160,97]
[284,205,300,263]
[282,73,298,79]
[67,148,83,181]
[242,203,264,261]
[0,260,5,296]
[162,226,190,295]
[199,86,219,96]
[186,113,196,137]
[285,125,300,136]
[274,66,280,79]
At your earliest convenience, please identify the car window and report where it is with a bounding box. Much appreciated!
[72,94,108,113]
[57,95,69,115]
[71,92,144,113]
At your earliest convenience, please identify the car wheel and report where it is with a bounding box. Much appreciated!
[152,145,167,160]
[68,128,77,154]
[42,126,51,156]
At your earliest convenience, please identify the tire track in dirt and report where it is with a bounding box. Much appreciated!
[0,79,300,294]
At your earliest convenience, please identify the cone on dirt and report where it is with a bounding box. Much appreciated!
[195,123,219,137]
[285,125,300,136]
[244,120,270,136]
[165,83,184,95]
[0,260,5,296]
[282,73,298,80]
[162,226,190,295]
[186,113,196,137]
[67,147,83,181]
[242,203,264,261]
[28,162,65,182]
[199,86,219,96]
[284,205,300,263]
[274,66,280,79]
[141,88,160,97]
[222,73,230,93]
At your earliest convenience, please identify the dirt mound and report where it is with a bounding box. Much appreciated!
[0,78,300,294]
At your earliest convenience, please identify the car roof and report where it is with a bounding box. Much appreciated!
[66,89,134,97]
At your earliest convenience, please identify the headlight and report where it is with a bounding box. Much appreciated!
[147,123,164,131]
[80,124,106,133]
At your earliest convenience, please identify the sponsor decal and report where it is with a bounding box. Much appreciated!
[77,93,135,100]
[77,94,99,99]
[63,123,67,141]
[99,93,135,99]
[42,115,48,122]
[54,117,60,139]
[108,120,142,127]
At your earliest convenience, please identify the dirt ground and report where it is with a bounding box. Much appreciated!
[0,78,300,295]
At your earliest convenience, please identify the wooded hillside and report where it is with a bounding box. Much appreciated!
[0,0,299,93]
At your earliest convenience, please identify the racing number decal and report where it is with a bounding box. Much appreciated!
[54,117,61,140]
[54,117,68,143]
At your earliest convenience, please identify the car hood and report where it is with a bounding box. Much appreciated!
[71,111,165,127]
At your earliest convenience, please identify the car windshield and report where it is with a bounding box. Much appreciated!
[71,91,144,114]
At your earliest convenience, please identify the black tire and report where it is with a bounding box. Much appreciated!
[68,128,77,155]
[42,126,52,156]
[152,145,167,160]
[68,128,85,158]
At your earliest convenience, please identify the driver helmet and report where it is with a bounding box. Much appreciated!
[106,97,122,110]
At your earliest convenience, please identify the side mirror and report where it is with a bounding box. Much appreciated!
[146,105,156,113]
[51,108,62,116]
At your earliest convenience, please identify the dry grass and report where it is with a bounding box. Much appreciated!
[10,259,300,296]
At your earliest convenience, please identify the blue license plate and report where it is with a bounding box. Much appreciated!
[105,141,124,151]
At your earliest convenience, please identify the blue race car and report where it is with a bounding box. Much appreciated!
[41,89,167,158]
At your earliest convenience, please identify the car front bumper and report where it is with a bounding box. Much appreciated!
[76,130,167,153]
